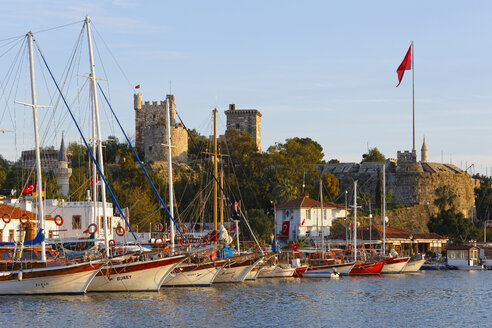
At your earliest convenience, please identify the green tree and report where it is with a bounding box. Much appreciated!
[428,209,478,243]
[434,185,457,211]
[320,173,340,202]
[362,147,385,162]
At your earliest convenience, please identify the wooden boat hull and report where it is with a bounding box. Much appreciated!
[258,265,296,278]
[349,261,385,275]
[88,255,185,292]
[214,255,263,283]
[162,261,225,287]
[401,259,426,272]
[0,261,104,295]
[302,262,354,277]
[381,257,410,274]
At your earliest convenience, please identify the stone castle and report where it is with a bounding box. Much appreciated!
[134,93,188,163]
[321,139,478,219]
[224,104,262,151]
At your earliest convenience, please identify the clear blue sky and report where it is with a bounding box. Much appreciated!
[1,0,492,175]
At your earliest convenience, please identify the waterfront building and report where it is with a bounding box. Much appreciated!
[446,245,483,270]
[326,225,448,255]
[276,196,347,242]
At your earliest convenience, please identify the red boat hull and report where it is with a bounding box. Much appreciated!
[349,261,385,275]
[293,264,308,277]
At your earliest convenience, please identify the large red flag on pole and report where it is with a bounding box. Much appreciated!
[396,45,412,87]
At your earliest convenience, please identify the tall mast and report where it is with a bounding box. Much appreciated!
[85,16,109,256]
[165,98,175,253]
[412,41,415,152]
[213,108,218,242]
[27,32,46,261]
[220,169,224,226]
[353,180,357,262]
[382,164,386,256]
[320,179,324,253]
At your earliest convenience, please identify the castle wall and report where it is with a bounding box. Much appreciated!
[134,93,187,163]
[224,105,262,151]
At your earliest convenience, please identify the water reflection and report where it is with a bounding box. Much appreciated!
[0,271,491,327]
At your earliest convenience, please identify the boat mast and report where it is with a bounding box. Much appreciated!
[85,16,109,256]
[353,180,357,262]
[320,179,324,253]
[27,32,46,261]
[382,164,386,256]
[220,169,224,226]
[213,108,218,242]
[165,98,175,253]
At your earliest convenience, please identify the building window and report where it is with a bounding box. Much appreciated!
[153,114,156,119]
[72,215,82,230]
[235,123,240,129]
[9,229,14,242]
[149,146,153,152]
[48,230,54,238]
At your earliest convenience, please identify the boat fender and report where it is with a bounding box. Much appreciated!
[19,213,30,225]
[154,238,164,247]
[115,226,125,236]
[54,215,63,226]
[2,213,10,224]
[18,271,22,281]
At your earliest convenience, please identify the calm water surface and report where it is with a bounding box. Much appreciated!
[1,271,490,327]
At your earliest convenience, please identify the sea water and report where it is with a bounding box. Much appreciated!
[1,270,490,327]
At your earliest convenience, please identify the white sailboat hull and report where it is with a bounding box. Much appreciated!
[88,255,184,292]
[381,257,410,274]
[402,259,426,272]
[0,261,104,295]
[258,265,296,278]
[303,262,355,277]
[214,256,263,283]
[162,264,223,287]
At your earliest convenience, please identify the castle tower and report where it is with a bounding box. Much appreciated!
[224,104,262,151]
[55,135,72,197]
[134,93,188,163]
[421,137,428,163]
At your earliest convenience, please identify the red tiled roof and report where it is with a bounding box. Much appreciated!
[278,196,346,210]
[446,245,479,250]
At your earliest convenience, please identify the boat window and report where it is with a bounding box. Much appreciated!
[0,251,11,260]
[72,215,82,230]
[22,250,41,260]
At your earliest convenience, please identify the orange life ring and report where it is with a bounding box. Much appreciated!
[347,244,353,251]
[115,226,125,236]
[108,239,116,247]
[87,223,98,234]
[200,238,209,247]
[166,228,171,234]
[54,215,63,226]
[2,213,10,224]
[179,225,188,233]
[180,238,190,247]
[19,214,30,225]
[153,222,164,232]
[154,238,164,247]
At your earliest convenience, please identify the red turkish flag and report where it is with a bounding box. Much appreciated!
[486,220,492,229]
[23,183,36,194]
[134,85,140,89]
[396,44,412,87]
[281,221,290,236]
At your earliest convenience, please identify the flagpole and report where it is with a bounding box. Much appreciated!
[412,40,415,152]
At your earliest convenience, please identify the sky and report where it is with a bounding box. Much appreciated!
[1,0,492,175]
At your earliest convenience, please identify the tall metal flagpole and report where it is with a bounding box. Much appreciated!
[412,41,415,152]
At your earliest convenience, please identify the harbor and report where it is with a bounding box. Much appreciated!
[1,270,491,328]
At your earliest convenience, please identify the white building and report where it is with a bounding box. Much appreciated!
[0,198,126,243]
[276,196,347,242]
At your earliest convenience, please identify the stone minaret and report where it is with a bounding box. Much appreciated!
[421,137,428,163]
[56,135,72,197]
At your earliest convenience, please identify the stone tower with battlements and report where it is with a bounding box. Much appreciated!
[55,135,72,197]
[134,93,188,163]
[224,104,262,151]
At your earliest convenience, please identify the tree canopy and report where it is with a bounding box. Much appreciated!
[362,147,385,162]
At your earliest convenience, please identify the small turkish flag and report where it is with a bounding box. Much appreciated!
[281,221,290,236]
[486,220,492,229]
[134,85,140,89]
